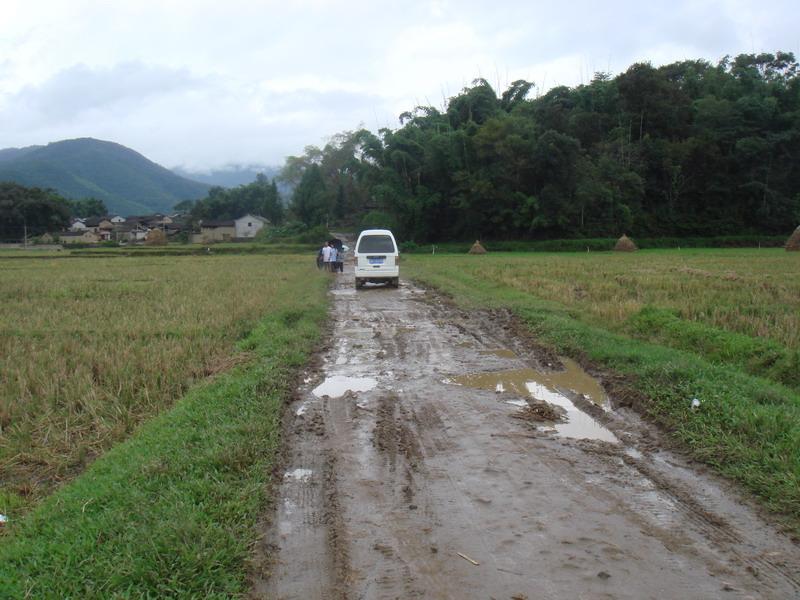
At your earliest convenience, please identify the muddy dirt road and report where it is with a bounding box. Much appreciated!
[253,269,800,600]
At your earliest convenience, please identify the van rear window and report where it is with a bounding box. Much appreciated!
[357,235,395,253]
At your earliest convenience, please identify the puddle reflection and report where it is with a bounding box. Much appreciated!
[451,358,618,443]
[312,375,377,398]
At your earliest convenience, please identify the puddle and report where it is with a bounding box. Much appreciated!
[284,468,313,481]
[312,375,377,398]
[625,447,643,460]
[450,358,618,443]
[331,289,357,296]
[296,403,308,416]
[505,399,528,407]
[479,348,518,359]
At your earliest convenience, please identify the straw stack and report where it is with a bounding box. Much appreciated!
[785,225,800,251]
[469,240,487,254]
[613,234,638,252]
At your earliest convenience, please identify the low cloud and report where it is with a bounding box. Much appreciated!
[0,0,797,169]
[12,62,201,122]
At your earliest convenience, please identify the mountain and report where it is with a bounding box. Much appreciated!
[173,164,282,188]
[0,138,211,215]
[0,146,42,163]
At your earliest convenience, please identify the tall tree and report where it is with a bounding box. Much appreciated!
[0,183,70,241]
[290,164,328,226]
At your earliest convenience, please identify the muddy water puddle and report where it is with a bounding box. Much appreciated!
[450,357,618,443]
[312,375,377,398]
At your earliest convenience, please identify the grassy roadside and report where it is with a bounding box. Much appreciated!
[406,252,800,534]
[0,292,328,596]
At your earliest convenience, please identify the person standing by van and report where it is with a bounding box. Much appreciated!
[329,244,338,274]
[322,241,332,271]
[316,244,325,269]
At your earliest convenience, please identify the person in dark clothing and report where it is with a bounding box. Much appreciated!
[329,238,345,273]
[316,245,325,269]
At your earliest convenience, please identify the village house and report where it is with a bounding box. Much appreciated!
[235,214,268,238]
[192,220,236,243]
[59,231,101,244]
[112,222,149,242]
[69,218,87,232]
[124,214,167,229]
[191,214,269,244]
[82,217,115,235]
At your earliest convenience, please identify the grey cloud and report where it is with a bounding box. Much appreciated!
[1,0,798,169]
[13,62,202,121]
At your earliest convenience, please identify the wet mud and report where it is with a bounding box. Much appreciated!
[251,266,800,600]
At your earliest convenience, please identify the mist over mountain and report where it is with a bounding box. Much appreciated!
[173,165,282,188]
[0,138,210,215]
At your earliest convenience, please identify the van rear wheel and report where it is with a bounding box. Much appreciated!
[391,278,399,288]
[355,278,363,289]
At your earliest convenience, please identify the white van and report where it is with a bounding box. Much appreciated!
[354,229,399,288]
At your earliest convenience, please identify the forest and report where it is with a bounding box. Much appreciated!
[280,52,800,242]
[0,183,109,240]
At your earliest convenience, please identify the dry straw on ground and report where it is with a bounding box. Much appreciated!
[614,234,638,252]
[469,240,487,254]
[786,225,800,251]
[0,254,317,507]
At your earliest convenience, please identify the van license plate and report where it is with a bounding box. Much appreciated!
[368,257,384,265]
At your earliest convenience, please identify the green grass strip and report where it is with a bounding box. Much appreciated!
[626,306,800,390]
[407,258,800,534]
[0,303,326,598]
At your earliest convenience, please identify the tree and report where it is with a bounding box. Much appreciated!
[290,165,328,226]
[173,199,196,213]
[269,51,800,241]
[68,197,107,218]
[0,183,70,241]
[189,176,284,225]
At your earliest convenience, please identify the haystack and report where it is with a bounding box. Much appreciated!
[786,225,800,251]
[469,240,487,254]
[145,229,168,246]
[613,234,638,252]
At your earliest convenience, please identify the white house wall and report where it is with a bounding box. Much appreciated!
[234,215,265,238]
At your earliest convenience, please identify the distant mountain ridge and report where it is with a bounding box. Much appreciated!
[0,138,211,215]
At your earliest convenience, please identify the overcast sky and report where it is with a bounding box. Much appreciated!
[1,0,797,172]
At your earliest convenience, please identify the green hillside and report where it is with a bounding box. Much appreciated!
[0,138,210,215]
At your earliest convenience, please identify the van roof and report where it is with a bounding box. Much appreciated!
[358,229,395,236]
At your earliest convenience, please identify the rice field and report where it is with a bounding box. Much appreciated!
[416,248,799,350]
[0,253,324,510]
[408,248,799,387]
